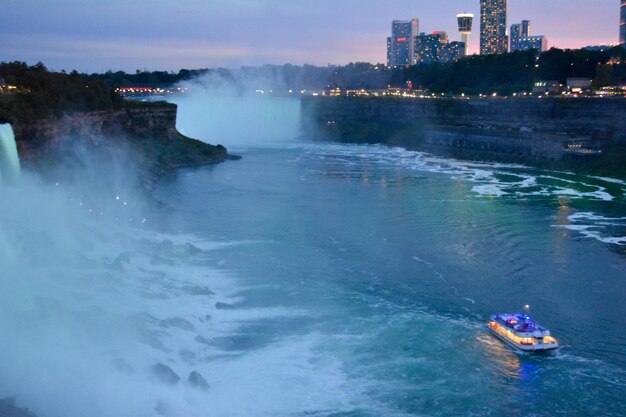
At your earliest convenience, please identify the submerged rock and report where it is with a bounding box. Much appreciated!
[111,358,134,374]
[179,349,196,363]
[215,302,236,310]
[160,317,195,331]
[187,371,209,391]
[139,330,171,353]
[0,397,37,417]
[155,400,174,416]
[181,285,214,296]
[150,364,180,385]
[110,252,131,270]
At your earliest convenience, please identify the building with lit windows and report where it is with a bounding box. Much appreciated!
[414,32,464,64]
[414,32,448,64]
[519,36,547,52]
[480,0,508,55]
[387,19,419,67]
[440,42,465,63]
[510,20,547,52]
[619,0,626,47]
[510,20,530,51]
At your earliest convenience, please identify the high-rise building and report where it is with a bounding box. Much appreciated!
[440,42,466,63]
[414,32,464,64]
[510,20,547,52]
[480,0,508,55]
[387,19,419,67]
[456,13,474,56]
[619,0,626,47]
[415,32,447,64]
[510,20,530,51]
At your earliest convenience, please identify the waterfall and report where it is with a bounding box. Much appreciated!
[0,123,21,184]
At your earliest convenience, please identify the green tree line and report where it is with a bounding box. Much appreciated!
[1,46,625,123]
[0,61,124,123]
[86,47,626,95]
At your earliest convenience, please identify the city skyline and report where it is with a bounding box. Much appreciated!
[0,0,622,72]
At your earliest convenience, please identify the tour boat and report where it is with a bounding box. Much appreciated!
[488,313,559,352]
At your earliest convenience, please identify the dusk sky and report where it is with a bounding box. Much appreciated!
[1,0,621,72]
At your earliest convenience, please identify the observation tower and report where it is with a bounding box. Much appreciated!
[457,13,474,56]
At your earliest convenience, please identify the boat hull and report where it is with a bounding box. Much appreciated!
[488,325,559,353]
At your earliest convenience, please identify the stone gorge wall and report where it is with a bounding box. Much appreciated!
[12,103,181,160]
[10,102,234,188]
[301,96,626,164]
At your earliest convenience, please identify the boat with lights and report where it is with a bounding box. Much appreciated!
[488,313,559,352]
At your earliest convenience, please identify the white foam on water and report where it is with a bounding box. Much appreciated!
[302,143,626,246]
[588,175,626,186]
[577,230,626,245]
[553,187,614,201]
[551,212,626,246]
[555,224,595,231]
[472,184,509,197]
[304,143,622,202]
[568,212,626,222]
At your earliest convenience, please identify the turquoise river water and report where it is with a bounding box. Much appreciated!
[1,94,625,417]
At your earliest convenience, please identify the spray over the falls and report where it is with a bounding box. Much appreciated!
[0,135,229,417]
[174,72,302,149]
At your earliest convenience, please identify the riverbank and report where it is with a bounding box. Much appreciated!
[301,96,626,178]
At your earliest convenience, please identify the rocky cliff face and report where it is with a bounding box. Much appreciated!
[303,96,626,143]
[10,102,235,188]
[12,104,183,160]
[302,96,626,169]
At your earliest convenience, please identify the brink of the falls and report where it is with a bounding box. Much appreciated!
[0,124,21,185]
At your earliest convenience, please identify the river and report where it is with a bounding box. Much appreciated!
[1,93,625,416]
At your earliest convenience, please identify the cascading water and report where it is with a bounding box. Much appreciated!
[0,123,21,185]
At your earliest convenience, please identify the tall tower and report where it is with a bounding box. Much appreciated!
[388,19,419,67]
[457,13,474,56]
[480,0,508,55]
[619,0,626,48]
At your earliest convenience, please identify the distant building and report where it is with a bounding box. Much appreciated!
[567,78,592,92]
[583,45,614,51]
[480,0,508,55]
[414,32,464,64]
[519,36,548,52]
[387,19,420,67]
[510,20,547,52]
[456,13,474,56]
[619,0,626,47]
[510,20,530,51]
[325,85,342,96]
[415,32,447,64]
[533,81,562,94]
[440,42,466,63]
